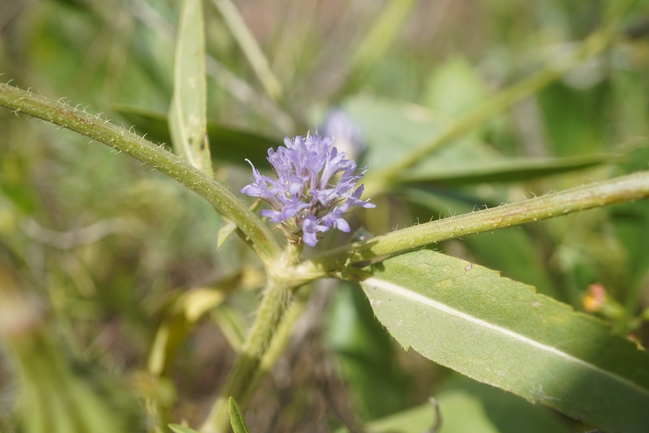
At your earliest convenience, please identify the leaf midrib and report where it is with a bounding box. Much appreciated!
[363,276,649,398]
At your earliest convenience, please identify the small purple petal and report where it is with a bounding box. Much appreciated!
[240,128,374,246]
[302,215,328,247]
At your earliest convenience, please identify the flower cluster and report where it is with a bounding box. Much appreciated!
[241,131,375,247]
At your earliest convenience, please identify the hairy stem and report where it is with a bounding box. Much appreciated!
[0,82,282,267]
[362,0,633,196]
[200,243,304,433]
[200,279,293,433]
[299,171,649,278]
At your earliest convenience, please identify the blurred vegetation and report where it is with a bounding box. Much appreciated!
[1,0,649,432]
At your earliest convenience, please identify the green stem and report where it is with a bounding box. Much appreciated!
[200,279,293,433]
[200,243,304,433]
[362,0,631,196]
[0,82,282,267]
[299,171,649,278]
[252,285,310,388]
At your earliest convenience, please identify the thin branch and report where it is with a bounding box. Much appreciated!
[0,82,283,266]
[298,171,649,278]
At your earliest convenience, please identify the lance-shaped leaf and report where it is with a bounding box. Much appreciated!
[169,0,212,174]
[229,397,251,433]
[396,153,620,186]
[351,249,649,433]
[114,104,277,168]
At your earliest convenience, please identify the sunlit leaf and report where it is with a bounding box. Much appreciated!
[229,397,251,433]
[404,188,558,299]
[350,249,649,433]
[423,56,487,119]
[168,0,212,174]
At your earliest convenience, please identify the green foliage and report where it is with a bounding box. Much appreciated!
[352,249,649,433]
[169,424,201,433]
[169,0,212,174]
[1,0,649,433]
[228,397,251,433]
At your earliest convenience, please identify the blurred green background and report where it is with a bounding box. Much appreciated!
[1,0,649,432]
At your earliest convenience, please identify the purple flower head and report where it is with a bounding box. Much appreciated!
[241,130,375,247]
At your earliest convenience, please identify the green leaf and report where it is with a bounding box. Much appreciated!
[404,188,559,299]
[397,153,619,186]
[341,96,499,173]
[423,56,487,119]
[348,0,418,76]
[335,376,572,433]
[538,82,607,157]
[341,96,442,171]
[114,104,276,168]
[169,0,212,174]
[327,282,409,419]
[229,397,251,433]
[351,249,649,433]
[434,376,572,433]
[334,401,435,433]
[217,221,238,249]
[210,0,282,101]
[169,424,201,433]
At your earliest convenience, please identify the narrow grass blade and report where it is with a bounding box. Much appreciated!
[211,0,282,101]
[397,154,620,186]
[349,0,419,76]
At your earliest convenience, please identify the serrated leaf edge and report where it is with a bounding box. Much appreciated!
[361,276,649,398]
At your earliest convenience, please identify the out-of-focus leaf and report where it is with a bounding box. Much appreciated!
[169,424,201,433]
[342,96,442,170]
[211,304,247,352]
[436,377,572,433]
[211,0,282,101]
[397,154,619,186]
[327,282,409,419]
[348,0,418,77]
[611,145,649,311]
[538,82,607,156]
[334,402,435,433]
[218,221,238,249]
[351,249,649,433]
[423,56,487,119]
[343,97,615,188]
[148,287,226,377]
[335,376,572,433]
[229,397,251,433]
[168,0,212,173]
[113,104,275,167]
[0,262,136,433]
[341,96,501,174]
